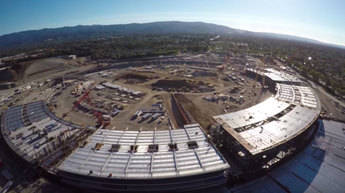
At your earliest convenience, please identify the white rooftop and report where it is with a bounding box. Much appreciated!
[58,124,229,179]
[1,101,79,162]
[264,68,302,83]
[237,105,319,155]
[214,69,321,155]
[214,97,290,129]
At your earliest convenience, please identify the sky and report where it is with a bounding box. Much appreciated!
[1,0,345,46]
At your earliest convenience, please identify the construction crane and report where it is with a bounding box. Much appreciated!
[62,82,109,128]
[74,88,109,128]
[73,87,92,111]
[62,83,94,118]
[94,111,110,128]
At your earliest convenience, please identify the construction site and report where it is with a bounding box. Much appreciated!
[34,56,268,132]
[0,54,331,193]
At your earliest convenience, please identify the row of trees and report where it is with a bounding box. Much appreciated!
[213,35,345,97]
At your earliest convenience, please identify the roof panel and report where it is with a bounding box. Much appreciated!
[58,125,229,179]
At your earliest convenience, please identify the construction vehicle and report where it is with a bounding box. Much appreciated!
[62,83,95,118]
[62,83,110,128]
[72,83,94,111]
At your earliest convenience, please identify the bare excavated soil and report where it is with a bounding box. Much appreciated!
[152,79,194,89]
[151,79,213,93]
[174,94,216,131]
[0,68,15,82]
[24,58,73,81]
[117,72,151,84]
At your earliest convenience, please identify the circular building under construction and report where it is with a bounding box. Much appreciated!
[0,59,321,192]
[0,101,229,192]
[213,68,321,177]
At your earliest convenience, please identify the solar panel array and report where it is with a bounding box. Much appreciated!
[276,83,295,103]
[275,84,318,109]
[12,119,75,159]
[3,105,24,132]
[1,101,78,162]
[58,124,229,179]
[2,101,229,183]
[26,101,49,122]
[298,86,318,108]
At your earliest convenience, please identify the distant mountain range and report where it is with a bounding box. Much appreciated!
[0,21,342,50]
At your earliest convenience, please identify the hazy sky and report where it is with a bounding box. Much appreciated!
[1,0,345,46]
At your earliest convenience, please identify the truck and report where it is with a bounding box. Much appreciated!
[141,113,152,120]
[111,108,120,117]
[130,110,142,120]
[151,113,161,121]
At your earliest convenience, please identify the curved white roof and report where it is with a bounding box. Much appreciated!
[214,69,321,155]
[58,124,229,179]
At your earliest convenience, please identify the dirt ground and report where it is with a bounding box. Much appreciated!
[175,87,272,131]
[14,57,92,86]
[315,88,345,121]
[107,92,170,131]
[51,72,171,130]
[1,61,271,132]
[25,58,70,79]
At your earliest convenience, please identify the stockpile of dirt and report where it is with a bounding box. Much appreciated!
[0,68,16,82]
[119,73,150,83]
[152,79,214,93]
[174,94,216,130]
[152,79,193,89]
[24,58,71,80]
[192,71,217,77]
[1,57,77,84]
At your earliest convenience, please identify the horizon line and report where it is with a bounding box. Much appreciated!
[1,20,344,48]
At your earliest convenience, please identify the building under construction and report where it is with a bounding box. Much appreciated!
[213,68,321,175]
[0,61,323,192]
[0,101,229,192]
